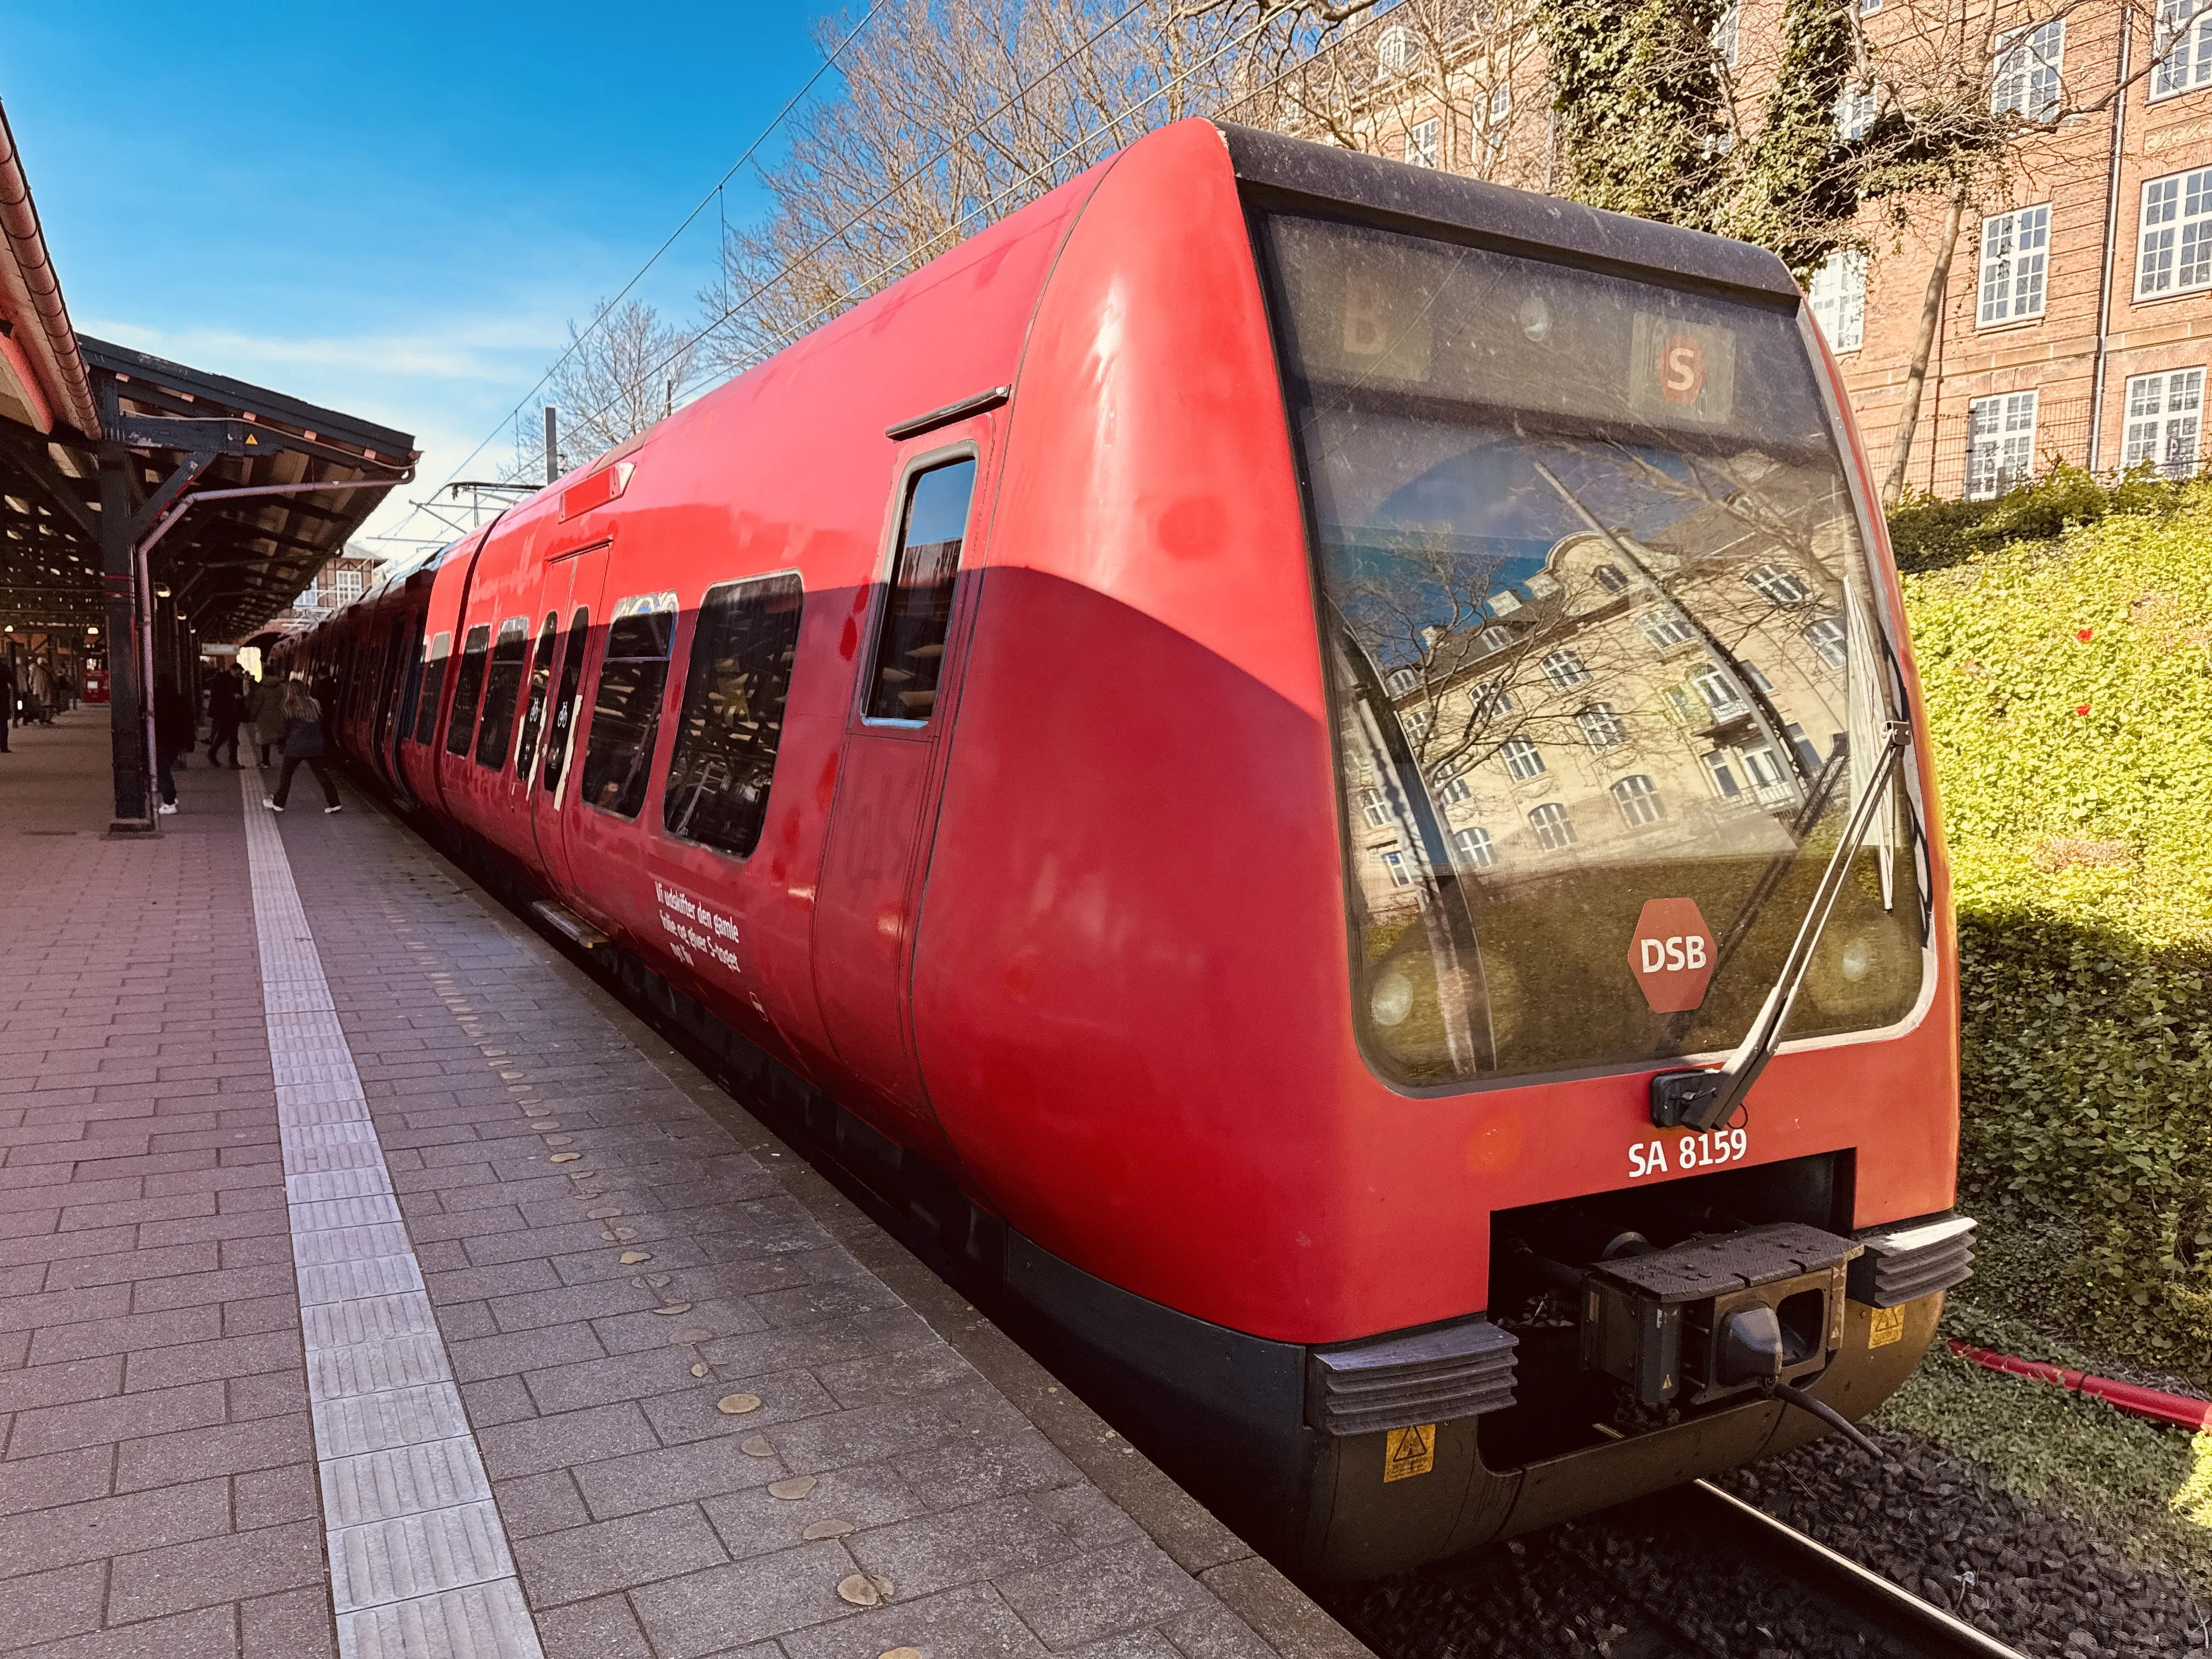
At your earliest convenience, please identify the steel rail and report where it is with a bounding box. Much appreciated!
[1681,1478,2030,1658]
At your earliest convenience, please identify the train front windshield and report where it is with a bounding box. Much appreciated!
[1257,211,1928,1088]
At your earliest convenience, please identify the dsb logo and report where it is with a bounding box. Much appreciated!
[1638,934,1708,974]
[1627,897,1717,1012]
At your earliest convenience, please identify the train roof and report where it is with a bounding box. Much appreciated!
[1214,121,1802,306]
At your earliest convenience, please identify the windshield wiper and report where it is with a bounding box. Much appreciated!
[1649,717,1912,1132]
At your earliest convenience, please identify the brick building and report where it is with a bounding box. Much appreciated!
[1278,0,2212,500]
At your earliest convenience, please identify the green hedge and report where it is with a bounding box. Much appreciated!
[1899,472,2212,1368]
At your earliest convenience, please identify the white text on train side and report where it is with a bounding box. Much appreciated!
[654,881,742,975]
[1629,1127,1748,1180]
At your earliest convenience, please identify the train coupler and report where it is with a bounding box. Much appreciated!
[1570,1222,1861,1410]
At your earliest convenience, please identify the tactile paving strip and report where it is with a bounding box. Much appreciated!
[241,771,546,1659]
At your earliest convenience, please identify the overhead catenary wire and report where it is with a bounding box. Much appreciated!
[557,2,1287,448]
[364,0,891,555]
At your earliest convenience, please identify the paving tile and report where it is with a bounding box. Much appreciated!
[7,1379,229,1457]
[996,1539,1215,1651]
[239,1584,340,1659]
[777,1581,1053,1659]
[474,1400,661,1481]
[0,1476,234,1577]
[529,1592,658,1659]
[0,1442,114,1517]
[510,1501,730,1606]
[0,1558,106,1650]
[630,1546,859,1658]
[0,1353,123,1413]
[25,1604,238,1659]
[105,1519,328,1621]
[845,1492,1082,1599]
[699,1462,926,1562]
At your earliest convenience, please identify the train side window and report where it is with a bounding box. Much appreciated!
[443,625,493,757]
[409,631,452,745]
[663,572,805,857]
[864,458,975,722]
[514,612,560,779]
[541,607,589,794]
[578,592,678,819]
[473,617,532,768]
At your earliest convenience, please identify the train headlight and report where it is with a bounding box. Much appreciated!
[1370,971,1414,1028]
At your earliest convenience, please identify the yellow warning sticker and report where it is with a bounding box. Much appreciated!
[1868,1305,1906,1349]
[1384,1423,1435,1482]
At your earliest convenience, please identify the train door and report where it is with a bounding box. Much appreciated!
[530,543,609,900]
[812,443,987,1127]
[378,611,424,791]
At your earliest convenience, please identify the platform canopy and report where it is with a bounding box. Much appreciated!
[0,97,418,823]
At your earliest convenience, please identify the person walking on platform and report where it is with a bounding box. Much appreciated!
[154,677,194,815]
[0,657,14,752]
[249,672,286,768]
[24,659,52,725]
[266,679,341,814]
[205,665,244,768]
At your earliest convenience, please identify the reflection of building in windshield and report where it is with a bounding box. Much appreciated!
[1345,502,1850,927]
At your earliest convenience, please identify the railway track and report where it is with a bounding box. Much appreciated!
[1324,1475,2033,1659]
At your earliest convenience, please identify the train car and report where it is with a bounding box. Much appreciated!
[282,119,1973,1579]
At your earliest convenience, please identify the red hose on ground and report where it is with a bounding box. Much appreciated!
[1947,1341,2212,1431]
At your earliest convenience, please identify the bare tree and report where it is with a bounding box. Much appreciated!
[1847,0,2194,503]
[506,300,698,482]
[1224,0,1544,182]
[698,0,1241,375]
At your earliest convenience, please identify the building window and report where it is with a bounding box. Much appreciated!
[1453,826,1496,870]
[1690,664,1746,716]
[1434,757,1473,804]
[2123,368,2205,477]
[1978,206,2050,324]
[1808,250,1866,351]
[1479,83,1513,164]
[1835,86,1877,142]
[1476,624,1514,654]
[330,568,366,605]
[1377,25,1415,76]
[1472,680,1514,719]
[1386,667,1420,698]
[1525,571,1560,599]
[1380,849,1413,888]
[1712,0,1740,67]
[1592,563,1630,594]
[1785,722,1824,775]
[1577,703,1627,751]
[1860,0,1880,13]
[1803,617,1849,669]
[1529,802,1577,850]
[1744,563,1812,606]
[2138,168,2212,298]
[1991,20,2064,119]
[1637,607,1696,649]
[1361,787,1391,828]
[1541,648,1589,690]
[1500,736,1545,781]
[1402,705,1432,740]
[1740,744,1794,804]
[1966,390,2038,499]
[1741,661,1774,693]
[1613,775,1664,827]
[1488,588,1523,616]
[1405,117,1441,169]
[1701,751,1742,798]
[2154,0,2212,99]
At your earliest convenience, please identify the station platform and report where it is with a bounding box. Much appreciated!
[0,709,1369,1659]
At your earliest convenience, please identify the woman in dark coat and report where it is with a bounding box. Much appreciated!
[153,678,194,814]
[264,679,341,814]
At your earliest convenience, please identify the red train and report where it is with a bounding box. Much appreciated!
[279,120,1973,1578]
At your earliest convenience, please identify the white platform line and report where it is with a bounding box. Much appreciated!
[241,771,545,1659]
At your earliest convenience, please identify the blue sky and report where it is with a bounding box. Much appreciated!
[3,3,840,555]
